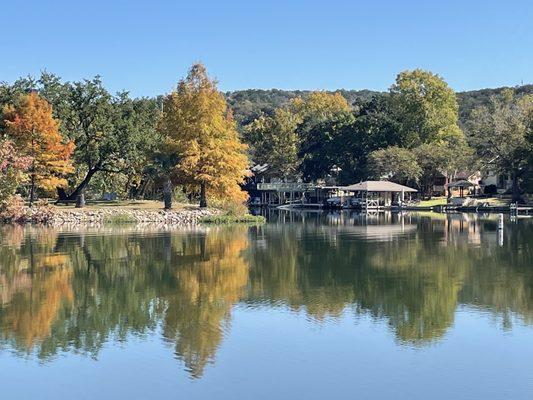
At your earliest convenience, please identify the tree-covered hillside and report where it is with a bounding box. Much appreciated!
[226,85,533,126]
[225,89,379,125]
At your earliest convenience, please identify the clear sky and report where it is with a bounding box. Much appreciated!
[1,0,532,97]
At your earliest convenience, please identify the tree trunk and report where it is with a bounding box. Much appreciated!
[75,193,85,208]
[163,178,173,210]
[511,172,521,203]
[199,183,207,208]
[64,168,99,201]
[445,175,452,199]
[29,173,36,206]
[57,187,68,201]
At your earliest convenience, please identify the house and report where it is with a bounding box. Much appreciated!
[479,170,513,194]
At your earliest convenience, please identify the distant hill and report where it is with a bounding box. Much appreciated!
[225,84,533,126]
[456,84,533,122]
[224,89,379,125]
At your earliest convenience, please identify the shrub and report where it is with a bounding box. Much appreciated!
[0,196,56,224]
[484,184,498,195]
[0,140,32,203]
[0,195,27,224]
[207,197,248,216]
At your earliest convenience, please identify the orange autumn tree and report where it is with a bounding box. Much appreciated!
[3,92,74,204]
[158,64,249,208]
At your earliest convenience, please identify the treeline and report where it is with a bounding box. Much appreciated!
[1,65,533,211]
[226,85,533,127]
[240,70,533,200]
[0,65,248,210]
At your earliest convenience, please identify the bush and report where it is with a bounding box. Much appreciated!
[0,195,26,223]
[172,187,190,203]
[207,197,248,216]
[484,184,498,195]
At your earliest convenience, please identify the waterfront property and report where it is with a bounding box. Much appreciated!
[340,180,418,209]
[252,180,418,210]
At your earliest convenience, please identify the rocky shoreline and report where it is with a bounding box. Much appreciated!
[49,208,221,227]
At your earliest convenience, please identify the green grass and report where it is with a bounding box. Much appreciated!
[52,199,196,211]
[199,214,266,225]
[418,197,447,207]
[417,196,510,207]
[103,213,138,224]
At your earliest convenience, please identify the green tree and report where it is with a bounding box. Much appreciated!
[467,90,533,201]
[300,96,400,183]
[390,69,462,147]
[244,91,350,180]
[414,138,474,197]
[243,108,301,179]
[368,146,422,184]
[58,79,160,200]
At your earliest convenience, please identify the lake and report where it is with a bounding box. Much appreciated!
[0,211,532,400]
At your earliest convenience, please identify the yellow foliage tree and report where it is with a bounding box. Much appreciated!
[158,64,249,208]
[3,92,74,204]
[290,91,350,120]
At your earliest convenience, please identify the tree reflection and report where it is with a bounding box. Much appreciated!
[246,213,533,343]
[0,228,73,351]
[0,226,249,377]
[0,215,532,375]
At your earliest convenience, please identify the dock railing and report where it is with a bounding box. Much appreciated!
[257,182,318,192]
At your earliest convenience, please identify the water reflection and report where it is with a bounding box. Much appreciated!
[0,212,532,377]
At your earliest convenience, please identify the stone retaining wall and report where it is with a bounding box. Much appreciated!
[50,208,220,227]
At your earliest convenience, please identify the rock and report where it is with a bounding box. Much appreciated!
[48,207,221,227]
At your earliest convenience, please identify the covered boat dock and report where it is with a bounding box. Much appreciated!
[341,181,417,210]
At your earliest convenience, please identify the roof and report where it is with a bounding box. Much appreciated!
[341,180,417,193]
[445,180,477,188]
[251,163,269,174]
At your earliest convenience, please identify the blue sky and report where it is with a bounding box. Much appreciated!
[1,0,532,97]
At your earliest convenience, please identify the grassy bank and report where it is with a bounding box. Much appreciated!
[51,199,194,211]
[199,214,266,225]
[418,196,511,207]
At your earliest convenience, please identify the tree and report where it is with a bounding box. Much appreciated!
[299,111,356,182]
[244,91,351,180]
[300,95,400,184]
[290,91,350,125]
[158,64,249,208]
[368,146,422,184]
[0,139,32,203]
[243,108,301,179]
[467,90,533,201]
[3,92,74,204]
[414,138,474,197]
[54,79,160,201]
[390,69,462,147]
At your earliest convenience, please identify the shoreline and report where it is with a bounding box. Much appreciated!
[48,207,221,227]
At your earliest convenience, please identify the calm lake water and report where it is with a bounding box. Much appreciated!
[0,211,532,399]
